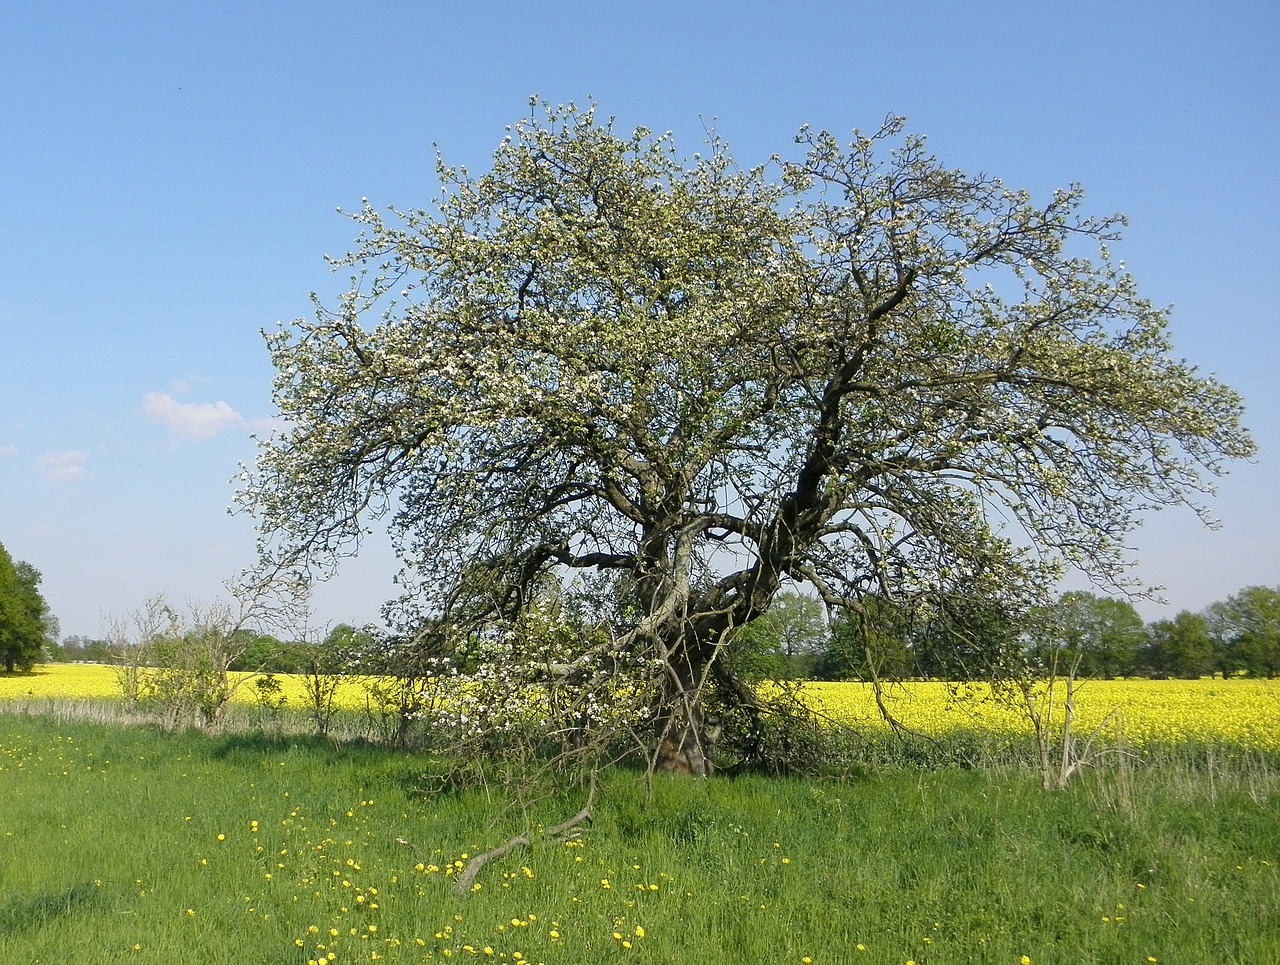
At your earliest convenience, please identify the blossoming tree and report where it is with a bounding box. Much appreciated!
[243,102,1253,776]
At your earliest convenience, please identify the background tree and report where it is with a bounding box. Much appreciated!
[817,597,912,681]
[729,590,828,679]
[1140,611,1216,679]
[53,635,113,663]
[108,573,309,729]
[1206,586,1280,678]
[0,542,54,673]
[1027,592,1147,678]
[244,103,1253,775]
[909,587,1028,681]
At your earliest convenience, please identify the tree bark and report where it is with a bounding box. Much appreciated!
[652,632,714,777]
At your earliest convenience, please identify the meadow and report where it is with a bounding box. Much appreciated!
[1,668,1278,963]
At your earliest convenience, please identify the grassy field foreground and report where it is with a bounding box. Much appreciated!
[1,713,1278,964]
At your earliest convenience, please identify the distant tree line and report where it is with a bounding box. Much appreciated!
[693,585,1280,683]
[804,586,1280,681]
[40,585,1280,684]
[50,623,371,676]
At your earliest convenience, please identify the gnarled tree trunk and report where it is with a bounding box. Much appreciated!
[651,631,716,777]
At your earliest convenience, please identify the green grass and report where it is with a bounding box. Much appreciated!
[0,714,1277,964]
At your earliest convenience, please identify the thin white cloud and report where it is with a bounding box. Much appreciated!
[168,374,213,396]
[141,391,244,440]
[38,450,88,483]
[0,445,17,458]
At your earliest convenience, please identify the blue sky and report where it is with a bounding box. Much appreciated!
[2,1,1276,639]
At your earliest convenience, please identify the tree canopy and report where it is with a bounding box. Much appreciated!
[0,541,53,674]
[1207,586,1280,678]
[244,102,1254,774]
[1027,591,1147,679]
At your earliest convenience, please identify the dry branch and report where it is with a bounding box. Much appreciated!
[452,776,597,897]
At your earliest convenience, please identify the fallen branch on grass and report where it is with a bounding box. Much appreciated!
[452,775,597,897]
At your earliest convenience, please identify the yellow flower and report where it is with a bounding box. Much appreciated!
[1021,957,1033,965]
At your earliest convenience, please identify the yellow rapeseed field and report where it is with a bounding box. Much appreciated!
[800,678,1280,753]
[3,664,1278,752]
[0,663,369,710]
